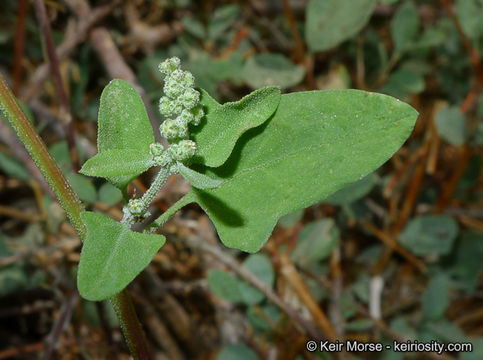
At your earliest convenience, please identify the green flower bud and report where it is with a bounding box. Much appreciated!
[168,140,196,162]
[179,88,200,109]
[159,97,183,116]
[190,105,205,126]
[177,109,195,126]
[127,199,144,216]
[158,57,180,75]
[149,143,164,157]
[160,119,188,140]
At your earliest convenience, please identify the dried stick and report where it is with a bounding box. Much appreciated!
[12,0,28,95]
[33,0,78,169]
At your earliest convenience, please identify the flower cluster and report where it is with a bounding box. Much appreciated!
[150,57,203,173]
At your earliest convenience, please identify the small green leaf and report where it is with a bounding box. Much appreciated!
[78,212,165,301]
[186,90,417,252]
[238,254,274,305]
[435,106,466,145]
[207,5,240,42]
[291,219,340,265]
[80,149,153,178]
[66,173,97,205]
[391,2,420,54]
[278,209,304,228]
[98,183,123,206]
[192,86,281,167]
[207,269,243,303]
[0,151,30,181]
[242,54,306,89]
[97,79,155,192]
[422,274,450,320]
[398,215,458,256]
[305,0,377,52]
[178,163,223,189]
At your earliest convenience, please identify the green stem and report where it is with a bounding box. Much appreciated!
[146,192,194,233]
[0,74,151,360]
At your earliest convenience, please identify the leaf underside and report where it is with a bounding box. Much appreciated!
[185,90,417,252]
[178,163,223,189]
[78,212,165,301]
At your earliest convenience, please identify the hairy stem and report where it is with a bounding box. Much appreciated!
[0,73,150,359]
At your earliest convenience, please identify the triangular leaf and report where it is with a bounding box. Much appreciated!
[80,149,153,178]
[178,163,223,189]
[185,90,417,252]
[191,86,281,167]
[78,212,165,301]
[97,79,155,192]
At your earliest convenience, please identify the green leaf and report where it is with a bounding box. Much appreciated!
[0,151,29,181]
[207,269,243,303]
[398,215,458,257]
[66,172,97,205]
[217,344,259,360]
[97,79,155,192]
[291,219,340,265]
[278,209,304,228]
[305,0,377,52]
[80,149,153,178]
[192,86,281,167]
[379,70,425,100]
[456,0,483,40]
[422,274,450,320]
[242,54,306,90]
[199,87,222,113]
[391,2,420,54]
[78,212,165,301]
[98,183,123,206]
[324,174,375,205]
[185,90,417,252]
[239,254,275,305]
[207,5,240,42]
[178,163,223,189]
[207,254,274,305]
[435,106,466,145]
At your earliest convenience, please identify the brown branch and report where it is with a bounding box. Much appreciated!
[12,0,28,95]
[281,0,305,63]
[33,0,78,169]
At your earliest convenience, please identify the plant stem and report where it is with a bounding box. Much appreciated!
[111,289,152,360]
[0,73,151,359]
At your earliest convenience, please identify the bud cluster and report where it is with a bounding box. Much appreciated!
[151,57,203,174]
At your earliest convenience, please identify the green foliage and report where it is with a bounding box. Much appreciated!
[291,219,340,265]
[80,149,153,178]
[422,274,450,320]
[186,90,417,252]
[191,86,281,167]
[398,215,458,256]
[207,254,274,305]
[178,163,223,189]
[216,344,259,360]
[98,183,123,206]
[305,0,377,52]
[391,2,420,54]
[324,174,376,205]
[96,79,155,193]
[0,150,30,181]
[435,105,466,145]
[242,54,305,90]
[78,212,165,301]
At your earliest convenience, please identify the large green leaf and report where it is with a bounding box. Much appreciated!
[178,163,223,189]
[78,212,165,301]
[305,0,377,53]
[80,149,154,178]
[185,90,417,252]
[191,86,281,167]
[96,79,155,192]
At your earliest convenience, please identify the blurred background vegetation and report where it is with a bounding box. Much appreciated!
[0,0,482,359]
